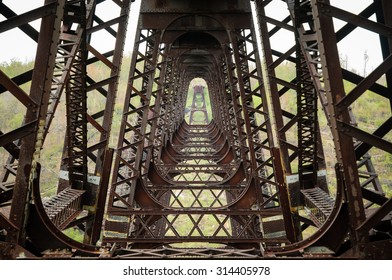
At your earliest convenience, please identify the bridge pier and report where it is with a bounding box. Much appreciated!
[0,0,391,259]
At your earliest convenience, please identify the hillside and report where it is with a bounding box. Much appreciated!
[1,58,391,199]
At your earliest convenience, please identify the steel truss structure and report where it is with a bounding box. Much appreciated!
[0,0,391,259]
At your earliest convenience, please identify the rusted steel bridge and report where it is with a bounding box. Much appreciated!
[0,0,391,259]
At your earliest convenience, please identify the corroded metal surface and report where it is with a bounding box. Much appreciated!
[0,0,391,259]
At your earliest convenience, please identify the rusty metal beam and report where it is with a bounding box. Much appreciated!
[0,0,391,259]
[8,0,65,245]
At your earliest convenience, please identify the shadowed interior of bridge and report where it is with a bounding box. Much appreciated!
[0,0,391,259]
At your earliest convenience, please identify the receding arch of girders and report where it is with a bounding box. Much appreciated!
[158,16,239,167]
[161,14,230,80]
[150,27,247,187]
[175,49,218,81]
[161,13,230,42]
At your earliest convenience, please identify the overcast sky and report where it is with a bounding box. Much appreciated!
[0,0,141,63]
[0,0,382,74]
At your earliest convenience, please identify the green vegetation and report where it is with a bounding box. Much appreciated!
[1,58,391,196]
[1,56,391,245]
[63,227,84,243]
[274,62,392,197]
[185,78,213,124]
[0,60,33,133]
[0,55,132,198]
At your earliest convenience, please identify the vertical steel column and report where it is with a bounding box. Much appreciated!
[49,0,133,244]
[85,0,132,244]
[253,0,330,235]
[0,1,59,209]
[221,55,242,161]
[376,0,392,109]
[8,0,66,244]
[64,0,88,190]
[104,28,161,239]
[229,26,300,242]
[252,0,307,242]
[224,45,252,173]
[209,66,236,155]
[293,0,319,188]
[156,57,174,163]
[167,64,181,141]
[311,0,366,241]
[252,0,293,174]
[142,43,167,172]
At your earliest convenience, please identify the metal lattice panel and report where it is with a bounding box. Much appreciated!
[0,0,391,259]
